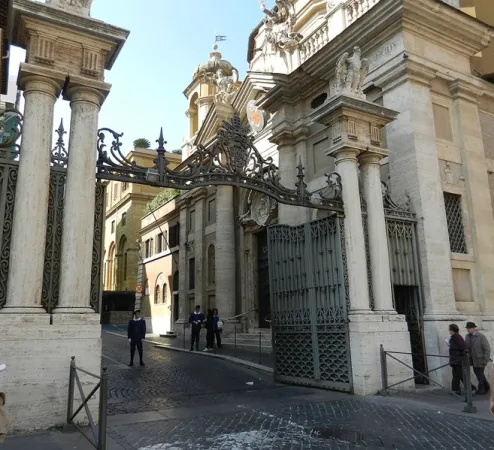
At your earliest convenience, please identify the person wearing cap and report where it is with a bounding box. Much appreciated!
[127,310,146,367]
[465,322,491,395]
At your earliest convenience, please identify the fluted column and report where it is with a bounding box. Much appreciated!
[359,152,395,313]
[56,86,105,312]
[335,149,371,314]
[215,186,236,319]
[3,69,62,312]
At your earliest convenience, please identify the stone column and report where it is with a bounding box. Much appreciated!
[215,186,236,319]
[194,195,205,308]
[56,86,105,312]
[177,206,188,323]
[3,68,62,312]
[359,152,395,313]
[334,149,371,314]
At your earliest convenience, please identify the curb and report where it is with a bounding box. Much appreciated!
[104,331,274,375]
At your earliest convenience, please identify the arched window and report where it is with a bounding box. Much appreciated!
[163,283,167,304]
[119,235,127,284]
[207,245,215,286]
[107,242,115,290]
[155,285,161,305]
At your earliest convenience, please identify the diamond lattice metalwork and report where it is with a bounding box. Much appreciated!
[443,192,467,254]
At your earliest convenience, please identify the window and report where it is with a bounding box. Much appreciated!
[207,245,215,286]
[189,258,195,290]
[208,199,216,222]
[154,285,160,304]
[122,182,128,192]
[163,283,167,304]
[122,212,127,226]
[156,233,163,253]
[113,183,118,201]
[150,238,154,257]
[189,210,195,232]
[164,230,168,251]
[444,193,467,254]
[145,239,151,258]
[111,220,115,234]
[169,224,180,248]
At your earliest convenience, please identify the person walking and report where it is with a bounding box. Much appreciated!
[212,308,222,349]
[448,324,466,395]
[465,322,491,395]
[189,305,204,351]
[127,310,146,367]
[204,309,214,352]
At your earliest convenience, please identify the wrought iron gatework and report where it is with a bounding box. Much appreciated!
[97,115,344,212]
[0,108,23,309]
[382,181,427,382]
[267,216,351,392]
[90,183,104,313]
[42,120,67,312]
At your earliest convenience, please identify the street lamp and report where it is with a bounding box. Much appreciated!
[146,168,159,183]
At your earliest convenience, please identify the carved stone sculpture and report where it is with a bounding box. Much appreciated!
[334,46,369,99]
[46,0,93,16]
[259,0,302,53]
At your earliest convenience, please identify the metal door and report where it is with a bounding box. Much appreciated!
[267,216,351,392]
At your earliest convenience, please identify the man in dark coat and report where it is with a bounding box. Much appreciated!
[127,310,146,367]
[188,305,204,351]
[465,322,491,394]
[448,324,466,395]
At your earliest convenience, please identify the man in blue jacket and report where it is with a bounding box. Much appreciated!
[127,310,146,366]
[189,305,204,351]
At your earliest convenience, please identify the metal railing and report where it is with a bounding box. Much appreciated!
[380,345,476,413]
[67,357,109,449]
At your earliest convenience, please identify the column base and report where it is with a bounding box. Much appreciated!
[53,307,96,314]
[349,312,414,395]
[0,306,45,314]
[0,312,101,432]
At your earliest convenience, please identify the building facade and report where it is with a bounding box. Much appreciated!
[141,0,494,394]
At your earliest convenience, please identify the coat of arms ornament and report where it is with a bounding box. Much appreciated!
[246,101,265,134]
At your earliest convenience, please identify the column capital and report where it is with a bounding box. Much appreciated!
[18,63,65,99]
[333,147,360,165]
[449,79,484,104]
[64,82,109,107]
[270,125,308,147]
[358,150,388,167]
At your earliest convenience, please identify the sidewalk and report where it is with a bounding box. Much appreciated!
[103,324,275,369]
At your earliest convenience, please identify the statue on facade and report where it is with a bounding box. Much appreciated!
[214,68,236,104]
[334,46,369,99]
[259,0,302,53]
[46,0,93,16]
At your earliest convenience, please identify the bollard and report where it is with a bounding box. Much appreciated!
[463,351,477,413]
[380,345,389,396]
[183,322,186,349]
[98,367,109,450]
[67,357,76,423]
[259,332,262,365]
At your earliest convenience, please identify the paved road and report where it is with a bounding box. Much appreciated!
[101,332,494,450]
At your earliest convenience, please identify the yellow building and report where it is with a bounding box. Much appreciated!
[103,147,181,298]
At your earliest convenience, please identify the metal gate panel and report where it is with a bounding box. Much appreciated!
[268,216,351,392]
[90,182,105,313]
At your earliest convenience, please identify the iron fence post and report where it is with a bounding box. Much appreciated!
[67,356,76,424]
[259,332,262,365]
[380,345,389,395]
[463,351,477,414]
[98,367,109,450]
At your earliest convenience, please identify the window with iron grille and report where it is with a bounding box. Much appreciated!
[169,224,180,248]
[444,192,468,254]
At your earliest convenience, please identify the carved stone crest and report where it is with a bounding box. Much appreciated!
[246,101,265,134]
[46,0,94,16]
[240,191,277,227]
[333,47,369,99]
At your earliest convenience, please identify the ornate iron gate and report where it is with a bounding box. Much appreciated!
[267,216,351,392]
[383,183,427,381]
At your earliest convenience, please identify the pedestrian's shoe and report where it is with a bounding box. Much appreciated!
[190,348,194,351]
[128,362,134,367]
[203,348,209,352]
[140,362,145,366]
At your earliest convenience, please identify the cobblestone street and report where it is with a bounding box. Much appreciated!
[100,332,494,450]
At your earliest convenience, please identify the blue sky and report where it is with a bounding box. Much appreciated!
[7,0,267,151]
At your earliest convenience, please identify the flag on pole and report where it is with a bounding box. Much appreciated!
[215,35,227,42]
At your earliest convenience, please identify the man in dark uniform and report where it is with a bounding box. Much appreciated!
[127,310,146,367]
[188,305,204,351]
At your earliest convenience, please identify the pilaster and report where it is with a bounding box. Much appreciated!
[177,206,188,323]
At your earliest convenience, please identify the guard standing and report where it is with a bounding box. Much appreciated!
[189,305,204,351]
[127,310,146,367]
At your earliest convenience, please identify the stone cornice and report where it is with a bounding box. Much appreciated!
[449,79,485,104]
[269,123,309,147]
[373,59,437,93]
[12,0,129,69]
